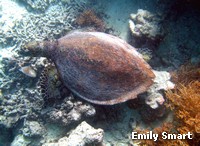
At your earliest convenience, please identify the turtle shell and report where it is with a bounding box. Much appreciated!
[25,31,155,105]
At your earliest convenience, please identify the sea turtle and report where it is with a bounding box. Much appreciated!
[22,31,155,105]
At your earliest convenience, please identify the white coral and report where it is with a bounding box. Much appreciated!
[43,121,104,146]
[145,92,165,109]
[129,9,163,40]
[145,70,175,109]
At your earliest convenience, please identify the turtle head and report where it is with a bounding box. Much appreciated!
[20,41,46,57]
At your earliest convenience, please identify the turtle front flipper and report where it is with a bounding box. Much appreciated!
[38,64,70,106]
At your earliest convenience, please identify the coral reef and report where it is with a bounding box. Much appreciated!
[43,121,104,146]
[0,0,90,48]
[0,0,28,38]
[0,0,200,145]
[0,0,97,145]
[0,87,43,128]
[19,0,89,13]
[11,135,31,146]
[22,121,46,138]
[0,89,96,145]
[145,70,175,109]
[19,0,52,12]
[136,64,200,145]
[0,0,91,109]
[0,5,73,47]
[144,92,165,109]
[75,9,105,31]
[129,9,164,47]
[0,87,44,145]
[128,70,174,123]
[165,81,200,145]
[41,95,96,126]
[0,47,47,118]
[170,63,200,85]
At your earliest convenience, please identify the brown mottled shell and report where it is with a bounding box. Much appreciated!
[26,31,155,105]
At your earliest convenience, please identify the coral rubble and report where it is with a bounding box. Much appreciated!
[41,95,96,126]
[23,121,46,138]
[129,9,164,47]
[43,121,104,146]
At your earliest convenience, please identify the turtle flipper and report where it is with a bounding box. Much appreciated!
[38,64,66,105]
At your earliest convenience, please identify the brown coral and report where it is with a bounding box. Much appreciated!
[75,9,105,31]
[166,64,200,145]
[165,81,200,145]
[170,63,200,85]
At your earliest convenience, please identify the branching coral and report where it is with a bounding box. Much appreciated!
[75,9,105,31]
[165,81,200,145]
[165,64,200,145]
[170,63,200,85]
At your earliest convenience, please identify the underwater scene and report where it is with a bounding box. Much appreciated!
[0,0,200,145]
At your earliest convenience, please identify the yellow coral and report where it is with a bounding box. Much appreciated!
[165,81,200,145]
[166,81,200,132]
